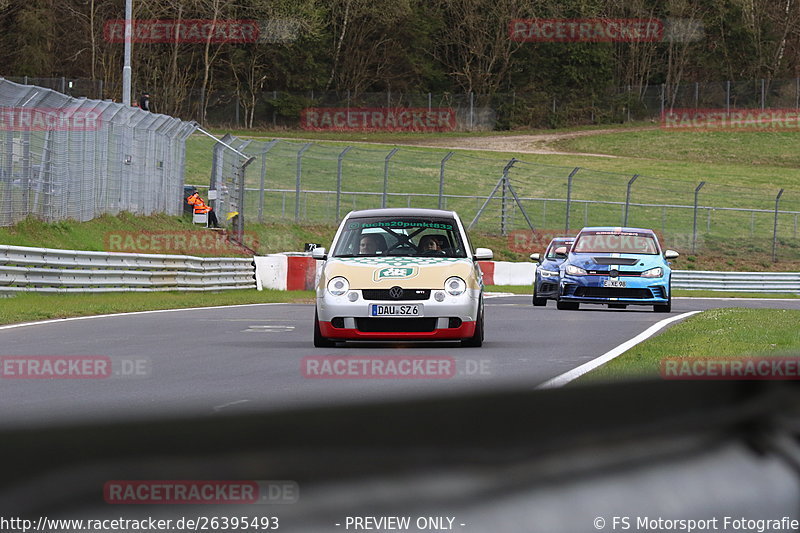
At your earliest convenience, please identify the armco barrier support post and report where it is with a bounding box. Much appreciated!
[382,148,399,209]
[624,174,639,226]
[692,181,706,253]
[565,167,580,235]
[438,152,454,209]
[295,143,311,222]
[773,189,784,262]
[336,146,352,221]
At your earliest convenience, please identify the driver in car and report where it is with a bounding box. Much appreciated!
[419,235,446,254]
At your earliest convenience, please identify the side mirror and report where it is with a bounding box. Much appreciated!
[311,247,327,260]
[664,249,679,260]
[554,246,568,258]
[529,253,541,262]
[474,247,493,261]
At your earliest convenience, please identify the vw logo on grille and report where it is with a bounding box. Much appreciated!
[389,286,404,299]
[609,269,619,278]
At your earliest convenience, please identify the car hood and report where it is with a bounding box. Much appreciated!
[539,258,565,271]
[566,253,665,271]
[323,257,478,289]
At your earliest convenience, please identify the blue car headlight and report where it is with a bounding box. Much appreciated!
[641,267,664,278]
[565,264,588,276]
[539,269,559,277]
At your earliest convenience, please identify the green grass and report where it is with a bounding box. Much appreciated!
[184,125,800,263]
[485,285,532,294]
[0,290,314,327]
[576,308,800,382]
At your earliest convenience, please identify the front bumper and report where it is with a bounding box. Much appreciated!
[317,289,480,340]
[559,275,669,305]
[534,273,560,299]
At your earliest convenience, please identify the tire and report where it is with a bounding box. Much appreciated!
[608,304,627,309]
[556,300,579,311]
[313,310,336,347]
[462,299,484,347]
[532,293,547,306]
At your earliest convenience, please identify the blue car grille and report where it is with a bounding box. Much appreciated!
[574,287,654,299]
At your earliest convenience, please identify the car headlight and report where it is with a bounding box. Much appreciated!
[327,276,349,296]
[565,264,588,276]
[445,276,466,296]
[641,267,664,278]
[539,269,559,277]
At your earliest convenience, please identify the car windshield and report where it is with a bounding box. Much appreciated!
[331,217,467,258]
[572,231,659,254]
[546,241,573,259]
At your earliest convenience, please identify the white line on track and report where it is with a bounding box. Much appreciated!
[536,310,702,389]
[0,303,291,332]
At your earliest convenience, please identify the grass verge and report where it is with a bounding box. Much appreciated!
[575,308,800,383]
[0,290,314,327]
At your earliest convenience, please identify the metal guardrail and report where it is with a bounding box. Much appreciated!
[672,270,800,293]
[0,245,256,293]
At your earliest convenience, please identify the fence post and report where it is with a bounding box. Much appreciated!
[295,143,311,222]
[761,79,765,110]
[772,189,784,262]
[726,80,731,112]
[257,140,278,222]
[336,146,352,220]
[438,152,454,209]
[382,148,399,208]
[692,181,706,253]
[469,92,474,130]
[624,174,639,226]
[565,167,580,234]
[660,84,665,115]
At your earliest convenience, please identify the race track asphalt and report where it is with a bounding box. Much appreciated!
[1,296,798,428]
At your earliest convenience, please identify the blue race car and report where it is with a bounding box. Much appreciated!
[556,227,679,312]
[530,237,574,307]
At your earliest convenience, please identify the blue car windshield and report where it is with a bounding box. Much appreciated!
[573,231,659,254]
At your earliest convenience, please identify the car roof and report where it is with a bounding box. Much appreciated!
[346,208,458,219]
[549,237,574,243]
[577,226,656,234]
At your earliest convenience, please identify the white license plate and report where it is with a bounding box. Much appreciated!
[370,304,422,317]
[603,279,626,288]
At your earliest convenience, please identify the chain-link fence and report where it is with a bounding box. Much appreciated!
[198,137,800,261]
[15,76,800,129]
[0,77,196,226]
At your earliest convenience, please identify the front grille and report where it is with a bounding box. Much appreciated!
[356,317,438,332]
[361,289,431,301]
[574,287,653,299]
